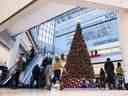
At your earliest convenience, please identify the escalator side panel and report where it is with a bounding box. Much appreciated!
[20,54,43,85]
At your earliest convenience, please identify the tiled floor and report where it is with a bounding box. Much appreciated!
[0,88,128,96]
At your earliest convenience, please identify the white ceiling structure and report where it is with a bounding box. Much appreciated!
[0,0,128,36]
[0,0,34,23]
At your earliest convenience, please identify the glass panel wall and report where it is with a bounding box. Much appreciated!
[55,7,120,63]
[30,20,55,55]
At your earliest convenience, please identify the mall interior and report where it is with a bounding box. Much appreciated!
[1,0,128,96]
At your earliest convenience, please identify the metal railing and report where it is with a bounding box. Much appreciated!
[0,64,17,85]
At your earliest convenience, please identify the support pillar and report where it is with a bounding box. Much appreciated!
[7,35,21,69]
[119,9,128,83]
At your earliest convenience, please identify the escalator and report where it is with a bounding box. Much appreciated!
[0,54,42,87]
[19,54,43,85]
[0,64,17,87]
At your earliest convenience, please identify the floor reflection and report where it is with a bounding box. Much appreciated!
[0,88,128,96]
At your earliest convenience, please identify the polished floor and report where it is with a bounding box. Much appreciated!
[1,88,128,96]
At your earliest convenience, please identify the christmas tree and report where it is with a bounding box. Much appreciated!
[62,22,94,88]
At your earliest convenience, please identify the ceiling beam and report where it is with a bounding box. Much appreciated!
[54,0,128,9]
[0,0,37,25]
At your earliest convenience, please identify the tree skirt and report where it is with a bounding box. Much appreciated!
[63,78,82,88]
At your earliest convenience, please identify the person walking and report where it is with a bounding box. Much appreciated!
[14,54,25,87]
[52,57,62,85]
[104,58,115,89]
[52,55,66,90]
[99,68,105,88]
[116,62,124,89]
[30,65,41,88]
[41,56,53,90]
[59,54,67,90]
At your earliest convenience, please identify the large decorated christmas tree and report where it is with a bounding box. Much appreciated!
[62,22,94,88]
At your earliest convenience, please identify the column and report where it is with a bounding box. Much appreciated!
[7,35,21,69]
[119,9,128,83]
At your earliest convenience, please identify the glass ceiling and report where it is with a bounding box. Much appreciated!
[55,7,117,36]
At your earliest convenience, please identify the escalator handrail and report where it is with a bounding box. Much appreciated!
[0,64,17,85]
[2,55,39,85]
[23,55,38,74]
[1,71,16,85]
[23,55,41,83]
[20,55,39,83]
[1,55,38,85]
[23,54,43,84]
